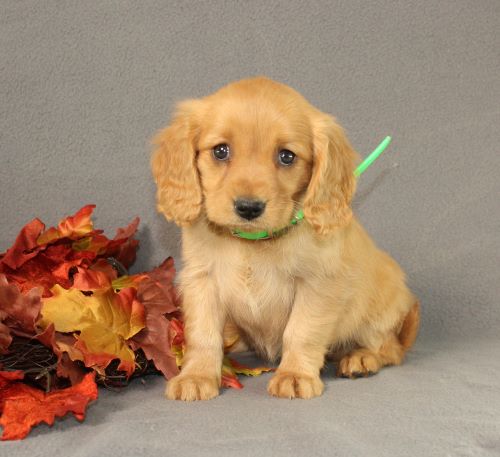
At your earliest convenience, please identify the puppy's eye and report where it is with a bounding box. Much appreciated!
[212,144,230,161]
[278,149,296,166]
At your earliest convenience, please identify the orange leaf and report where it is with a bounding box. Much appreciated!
[88,259,119,281]
[72,266,114,290]
[0,372,98,441]
[37,205,95,245]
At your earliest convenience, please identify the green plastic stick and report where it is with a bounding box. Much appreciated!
[354,135,392,177]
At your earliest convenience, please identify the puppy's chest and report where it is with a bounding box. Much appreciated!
[216,253,296,355]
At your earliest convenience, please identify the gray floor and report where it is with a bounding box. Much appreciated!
[1,1,499,455]
[3,338,500,456]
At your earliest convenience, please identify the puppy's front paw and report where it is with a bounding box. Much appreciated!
[267,371,324,399]
[165,373,219,401]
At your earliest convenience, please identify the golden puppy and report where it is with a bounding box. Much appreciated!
[151,77,419,401]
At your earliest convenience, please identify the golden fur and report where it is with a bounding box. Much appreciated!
[151,77,419,400]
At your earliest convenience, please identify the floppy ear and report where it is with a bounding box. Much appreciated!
[151,100,203,226]
[303,113,358,235]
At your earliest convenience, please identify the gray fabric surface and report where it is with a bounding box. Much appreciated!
[3,338,500,457]
[1,1,499,455]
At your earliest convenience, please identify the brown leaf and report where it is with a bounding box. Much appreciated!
[0,275,42,336]
[131,314,179,379]
[130,258,180,378]
[35,324,85,385]
[136,257,179,315]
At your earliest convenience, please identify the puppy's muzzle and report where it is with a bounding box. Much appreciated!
[234,198,266,220]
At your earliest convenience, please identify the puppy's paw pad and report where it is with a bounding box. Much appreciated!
[267,371,324,399]
[337,351,380,378]
[165,374,219,401]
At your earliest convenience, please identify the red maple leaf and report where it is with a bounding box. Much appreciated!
[0,371,98,441]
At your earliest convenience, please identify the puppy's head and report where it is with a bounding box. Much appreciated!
[152,77,357,235]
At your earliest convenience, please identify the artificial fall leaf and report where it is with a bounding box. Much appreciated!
[0,371,98,441]
[36,205,95,245]
[0,275,42,338]
[0,219,45,270]
[72,218,140,269]
[127,258,179,379]
[225,357,274,377]
[36,324,85,386]
[88,259,119,282]
[72,266,115,291]
[221,362,244,389]
[136,257,178,315]
[50,250,96,284]
[105,217,140,268]
[131,314,178,379]
[51,333,90,380]
[71,234,110,254]
[169,318,185,368]
[220,356,275,390]
[39,285,145,376]
[111,275,144,291]
[220,356,275,389]
[0,313,11,355]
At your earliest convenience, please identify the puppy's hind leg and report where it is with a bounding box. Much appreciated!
[337,302,420,378]
[336,334,403,378]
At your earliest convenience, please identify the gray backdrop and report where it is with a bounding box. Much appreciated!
[1,1,499,456]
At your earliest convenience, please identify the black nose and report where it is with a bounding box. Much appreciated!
[234,198,266,220]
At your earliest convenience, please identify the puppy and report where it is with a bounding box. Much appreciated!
[151,77,419,400]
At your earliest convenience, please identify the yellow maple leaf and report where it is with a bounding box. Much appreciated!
[39,285,145,375]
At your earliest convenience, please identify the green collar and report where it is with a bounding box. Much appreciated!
[232,209,305,240]
[231,136,392,241]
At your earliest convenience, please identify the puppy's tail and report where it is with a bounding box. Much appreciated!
[398,301,420,351]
